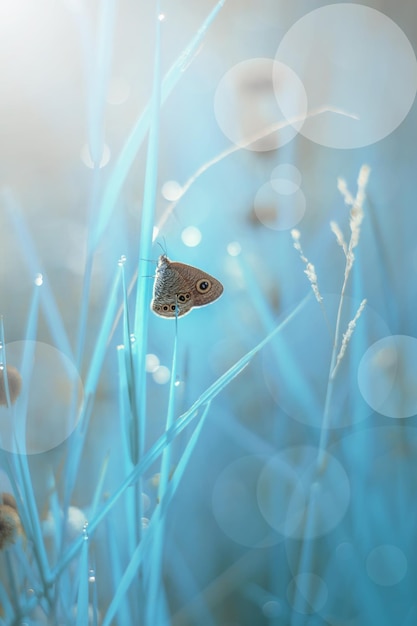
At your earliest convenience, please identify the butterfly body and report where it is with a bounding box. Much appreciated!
[151,255,223,318]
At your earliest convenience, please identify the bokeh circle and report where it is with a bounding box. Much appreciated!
[366,544,408,586]
[214,58,307,151]
[358,335,417,418]
[254,181,306,230]
[0,341,83,454]
[257,446,350,540]
[275,4,417,148]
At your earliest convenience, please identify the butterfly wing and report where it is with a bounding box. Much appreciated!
[151,256,223,318]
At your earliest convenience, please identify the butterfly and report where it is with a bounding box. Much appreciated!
[151,255,223,318]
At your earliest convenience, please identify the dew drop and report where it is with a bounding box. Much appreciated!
[34,273,43,286]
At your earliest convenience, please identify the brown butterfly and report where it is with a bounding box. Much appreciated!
[151,255,223,318]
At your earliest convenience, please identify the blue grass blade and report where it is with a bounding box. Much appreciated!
[52,293,310,578]
[145,313,179,626]
[119,262,140,465]
[13,281,40,455]
[88,452,110,520]
[101,523,154,626]
[76,0,117,367]
[76,198,99,369]
[159,401,211,518]
[131,0,163,470]
[1,188,73,359]
[117,345,133,463]
[63,264,122,507]
[91,0,227,250]
[45,468,63,560]
[116,344,139,555]
[104,516,133,626]
[87,0,116,166]
[158,312,178,500]
[13,454,52,592]
[75,532,89,626]
[180,293,311,414]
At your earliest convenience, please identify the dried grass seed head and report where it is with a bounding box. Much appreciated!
[0,364,22,405]
[0,504,23,550]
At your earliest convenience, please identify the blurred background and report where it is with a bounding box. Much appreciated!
[0,0,417,624]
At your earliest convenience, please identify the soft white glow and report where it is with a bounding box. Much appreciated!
[161,180,183,201]
[34,273,43,286]
[227,241,242,257]
[181,226,202,247]
[145,354,160,373]
[152,365,170,384]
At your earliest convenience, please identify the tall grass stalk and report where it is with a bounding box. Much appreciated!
[145,312,178,626]
[317,165,370,465]
[288,166,370,622]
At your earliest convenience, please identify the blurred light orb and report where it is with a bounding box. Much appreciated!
[271,163,302,189]
[152,365,170,385]
[257,446,350,539]
[214,58,307,152]
[366,545,407,586]
[287,573,328,614]
[358,335,417,418]
[254,181,306,230]
[275,4,417,148]
[0,341,84,454]
[80,143,111,169]
[145,353,160,373]
[181,226,202,247]
[227,241,242,257]
[161,180,183,202]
